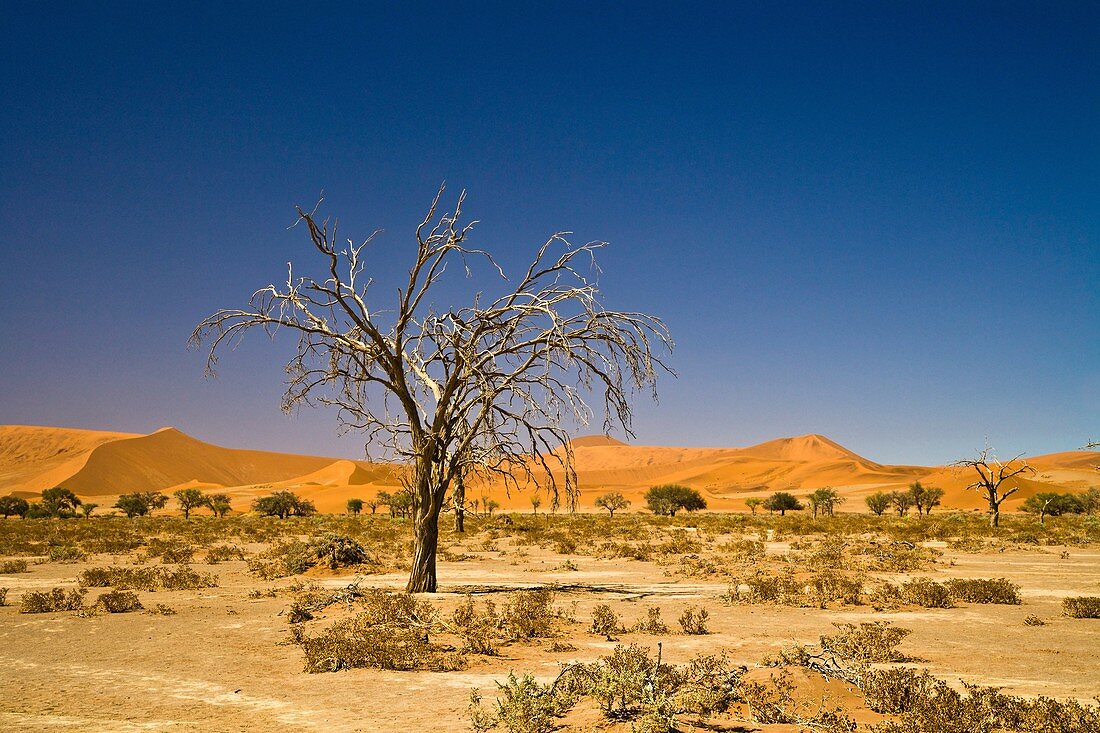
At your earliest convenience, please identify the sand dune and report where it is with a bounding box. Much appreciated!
[0,424,1094,514]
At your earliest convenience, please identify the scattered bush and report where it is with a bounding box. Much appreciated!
[501,589,559,640]
[1062,596,1100,619]
[47,545,87,563]
[205,544,246,564]
[1024,614,1046,626]
[633,606,669,634]
[20,587,86,613]
[78,565,217,591]
[0,559,29,573]
[899,578,954,608]
[678,606,709,635]
[0,587,7,606]
[820,621,910,663]
[295,589,461,672]
[589,604,622,638]
[95,590,143,613]
[945,577,1021,605]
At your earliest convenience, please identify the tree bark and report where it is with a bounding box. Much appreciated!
[453,473,465,533]
[407,508,439,593]
[990,505,1000,527]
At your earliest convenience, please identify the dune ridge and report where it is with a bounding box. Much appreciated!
[0,424,1094,513]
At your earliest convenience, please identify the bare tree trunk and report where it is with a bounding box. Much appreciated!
[408,508,439,593]
[990,503,1000,528]
[453,473,465,533]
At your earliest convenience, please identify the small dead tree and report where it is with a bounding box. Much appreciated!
[952,447,1034,527]
[191,186,672,592]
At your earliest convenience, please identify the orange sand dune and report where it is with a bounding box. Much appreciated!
[1,424,1094,515]
[0,425,381,497]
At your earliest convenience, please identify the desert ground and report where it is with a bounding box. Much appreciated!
[1,510,1099,733]
[2,425,1099,732]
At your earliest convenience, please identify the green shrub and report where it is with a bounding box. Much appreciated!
[20,587,86,613]
[204,544,246,564]
[945,577,1021,605]
[1062,596,1100,619]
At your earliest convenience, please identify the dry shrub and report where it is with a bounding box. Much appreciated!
[870,676,1100,733]
[451,594,499,655]
[590,604,622,637]
[47,545,86,563]
[95,590,143,613]
[740,669,856,731]
[633,606,669,634]
[501,589,559,640]
[146,539,194,564]
[1023,614,1046,626]
[1062,596,1100,619]
[678,606,709,635]
[945,577,1021,605]
[204,544,246,564]
[0,587,7,606]
[718,538,765,561]
[820,621,910,663]
[20,587,86,613]
[249,534,374,578]
[0,559,29,573]
[809,570,864,607]
[468,674,565,733]
[862,667,940,714]
[78,565,217,591]
[875,578,953,608]
[296,589,461,672]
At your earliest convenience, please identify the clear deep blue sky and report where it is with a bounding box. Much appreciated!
[1,2,1096,465]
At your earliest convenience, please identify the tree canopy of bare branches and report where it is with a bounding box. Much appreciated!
[951,447,1034,527]
[190,185,673,592]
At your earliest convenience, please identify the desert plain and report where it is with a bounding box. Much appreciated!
[1,424,1098,733]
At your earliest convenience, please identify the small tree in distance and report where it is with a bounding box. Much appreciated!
[594,492,630,517]
[890,491,914,517]
[253,491,316,519]
[865,492,891,516]
[174,488,206,519]
[80,503,98,518]
[347,498,364,515]
[0,495,29,519]
[1021,492,1083,524]
[205,493,233,517]
[952,447,1034,527]
[764,491,802,516]
[114,491,168,519]
[41,487,81,518]
[744,497,764,515]
[645,484,706,517]
[530,494,542,515]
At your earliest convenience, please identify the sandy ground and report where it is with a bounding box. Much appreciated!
[1,536,1098,733]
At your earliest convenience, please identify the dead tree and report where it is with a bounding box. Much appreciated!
[190,186,672,592]
[952,447,1034,527]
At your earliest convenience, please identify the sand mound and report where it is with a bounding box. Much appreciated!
[2,423,1092,514]
[570,435,629,448]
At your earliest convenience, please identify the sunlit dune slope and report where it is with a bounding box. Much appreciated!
[0,425,381,497]
[1,424,1094,514]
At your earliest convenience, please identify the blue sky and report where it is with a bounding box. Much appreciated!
[1,2,1096,465]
